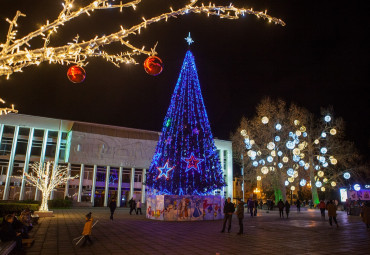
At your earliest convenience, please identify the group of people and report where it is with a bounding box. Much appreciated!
[0,208,34,251]
[277,199,291,218]
[128,198,142,215]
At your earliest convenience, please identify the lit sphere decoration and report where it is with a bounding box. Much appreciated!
[314,139,320,144]
[291,186,295,191]
[257,150,262,156]
[300,179,307,186]
[354,184,361,191]
[267,156,273,163]
[293,171,298,178]
[252,161,258,167]
[331,181,336,187]
[321,187,326,192]
[277,151,283,157]
[323,178,328,183]
[323,162,329,167]
[293,148,300,155]
[321,132,327,138]
[300,126,306,132]
[302,132,308,137]
[330,158,338,165]
[261,116,269,124]
[259,159,265,165]
[296,130,302,136]
[288,177,294,183]
[294,120,300,126]
[320,147,327,154]
[315,181,322,188]
[286,141,295,150]
[278,163,283,168]
[267,142,275,150]
[275,136,280,142]
[275,124,282,130]
[283,156,289,163]
[343,172,351,179]
[240,129,247,136]
[67,65,86,83]
[257,176,262,181]
[261,166,269,174]
[144,56,163,76]
[271,150,276,157]
[318,171,324,177]
[330,129,337,135]
[285,180,289,186]
[324,115,331,122]
[287,168,294,177]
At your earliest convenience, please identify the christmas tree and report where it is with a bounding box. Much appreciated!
[146,42,225,196]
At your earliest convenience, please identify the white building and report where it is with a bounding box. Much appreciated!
[0,114,233,206]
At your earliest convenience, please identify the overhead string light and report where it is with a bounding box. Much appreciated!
[0,98,18,115]
[0,0,285,79]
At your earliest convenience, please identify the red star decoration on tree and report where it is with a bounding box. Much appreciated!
[184,153,203,173]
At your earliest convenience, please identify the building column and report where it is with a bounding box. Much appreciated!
[77,164,84,202]
[35,129,49,201]
[220,150,225,198]
[50,130,62,200]
[104,166,110,207]
[19,128,34,200]
[130,167,135,199]
[117,166,123,207]
[141,169,146,203]
[3,126,19,200]
[0,124,4,147]
[64,163,71,198]
[91,165,97,206]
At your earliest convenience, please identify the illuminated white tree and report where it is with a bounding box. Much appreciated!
[234,98,359,205]
[14,161,78,212]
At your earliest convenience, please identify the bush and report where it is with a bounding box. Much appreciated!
[48,199,72,209]
[0,203,39,217]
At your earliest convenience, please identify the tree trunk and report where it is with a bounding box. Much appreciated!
[308,141,319,205]
[39,192,49,211]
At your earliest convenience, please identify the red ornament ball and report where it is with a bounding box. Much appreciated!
[144,56,163,76]
[67,65,86,83]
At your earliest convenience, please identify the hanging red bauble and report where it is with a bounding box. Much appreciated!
[144,56,163,76]
[67,65,86,83]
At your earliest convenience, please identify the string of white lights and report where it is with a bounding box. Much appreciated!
[0,0,285,79]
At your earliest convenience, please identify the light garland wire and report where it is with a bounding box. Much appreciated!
[0,0,285,79]
[0,97,18,115]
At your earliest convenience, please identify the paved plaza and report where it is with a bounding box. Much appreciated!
[22,207,369,255]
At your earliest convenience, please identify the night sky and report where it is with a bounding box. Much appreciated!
[1,0,369,160]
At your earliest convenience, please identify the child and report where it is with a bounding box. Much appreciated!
[82,212,93,246]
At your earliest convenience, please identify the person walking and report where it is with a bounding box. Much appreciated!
[129,198,136,215]
[285,201,290,218]
[361,201,370,229]
[221,197,235,233]
[296,199,301,212]
[109,198,117,220]
[247,198,255,217]
[327,200,339,228]
[318,200,326,220]
[254,199,258,216]
[81,212,94,246]
[236,199,245,235]
[136,200,142,215]
[277,199,285,218]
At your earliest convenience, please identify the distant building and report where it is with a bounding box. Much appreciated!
[0,114,233,206]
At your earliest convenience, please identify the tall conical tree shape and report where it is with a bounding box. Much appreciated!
[146,50,225,195]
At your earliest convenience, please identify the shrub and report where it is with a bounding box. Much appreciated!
[48,199,72,209]
[0,203,39,216]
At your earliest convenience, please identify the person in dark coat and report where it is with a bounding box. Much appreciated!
[247,199,254,217]
[296,199,301,212]
[0,214,23,250]
[129,198,136,215]
[221,197,235,233]
[285,201,291,218]
[109,198,117,220]
[236,200,245,235]
[277,199,285,218]
[253,199,258,216]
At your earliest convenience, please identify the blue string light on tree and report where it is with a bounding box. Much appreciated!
[145,34,225,195]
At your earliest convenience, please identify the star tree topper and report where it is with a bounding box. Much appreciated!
[183,153,204,173]
[185,32,194,46]
[156,160,175,180]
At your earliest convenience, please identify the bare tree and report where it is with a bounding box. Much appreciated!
[14,161,78,212]
[233,98,360,205]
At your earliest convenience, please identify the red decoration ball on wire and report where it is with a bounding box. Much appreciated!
[144,56,163,76]
[67,65,86,83]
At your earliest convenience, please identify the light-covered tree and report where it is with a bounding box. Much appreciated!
[233,98,360,205]
[14,161,78,211]
[0,98,17,115]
